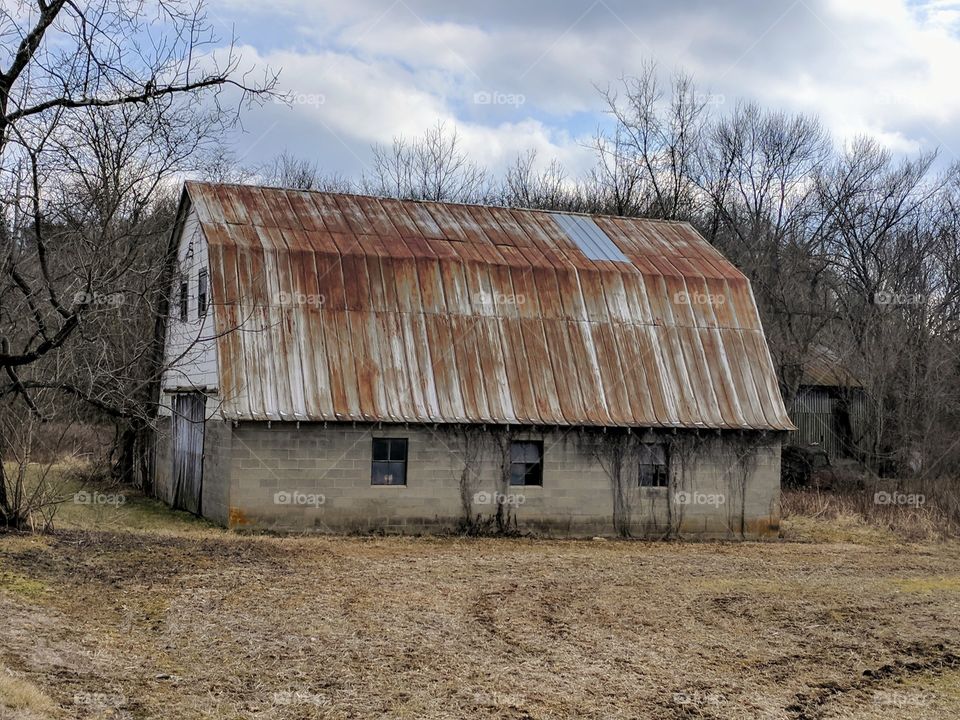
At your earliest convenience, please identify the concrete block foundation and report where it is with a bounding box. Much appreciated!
[155,421,783,539]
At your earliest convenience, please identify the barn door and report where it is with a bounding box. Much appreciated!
[171,392,206,515]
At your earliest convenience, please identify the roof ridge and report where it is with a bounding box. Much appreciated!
[185,180,695,227]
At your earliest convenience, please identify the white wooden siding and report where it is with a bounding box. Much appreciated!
[159,206,220,416]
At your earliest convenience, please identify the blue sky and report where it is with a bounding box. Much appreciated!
[209,0,960,180]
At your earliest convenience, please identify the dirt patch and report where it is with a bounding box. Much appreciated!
[788,644,960,719]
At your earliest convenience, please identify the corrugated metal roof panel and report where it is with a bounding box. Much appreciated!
[184,182,794,430]
[801,345,862,388]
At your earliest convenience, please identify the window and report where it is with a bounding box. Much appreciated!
[639,444,669,487]
[178,280,189,321]
[197,268,208,318]
[371,438,408,485]
[510,441,543,486]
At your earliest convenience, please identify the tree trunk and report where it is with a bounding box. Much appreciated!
[0,442,10,525]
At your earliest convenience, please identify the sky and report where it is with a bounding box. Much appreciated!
[208,0,960,181]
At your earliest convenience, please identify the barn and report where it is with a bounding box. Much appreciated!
[153,181,793,538]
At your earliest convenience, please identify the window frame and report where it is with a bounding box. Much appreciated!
[509,440,544,487]
[197,267,208,319]
[371,437,409,486]
[638,443,669,488]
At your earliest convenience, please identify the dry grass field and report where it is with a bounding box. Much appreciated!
[0,484,958,719]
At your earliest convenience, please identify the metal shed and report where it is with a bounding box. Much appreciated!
[790,347,865,461]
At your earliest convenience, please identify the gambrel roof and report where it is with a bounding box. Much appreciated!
[179,181,793,430]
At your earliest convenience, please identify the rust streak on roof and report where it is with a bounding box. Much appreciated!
[183,181,794,430]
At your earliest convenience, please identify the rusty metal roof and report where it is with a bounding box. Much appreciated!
[182,181,794,430]
[801,346,862,388]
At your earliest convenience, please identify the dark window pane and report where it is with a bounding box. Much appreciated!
[197,268,208,318]
[639,465,655,486]
[387,461,406,485]
[372,438,390,461]
[639,444,666,465]
[388,438,407,462]
[372,461,406,485]
[522,462,542,486]
[639,445,669,487]
[511,441,542,463]
[178,282,189,321]
[371,461,392,485]
[509,441,543,486]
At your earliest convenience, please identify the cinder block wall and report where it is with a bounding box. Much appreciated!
[221,423,782,539]
[669,438,782,538]
[200,420,232,525]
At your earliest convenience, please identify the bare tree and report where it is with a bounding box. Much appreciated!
[261,150,321,190]
[499,150,573,210]
[0,0,275,526]
[258,149,355,193]
[364,121,489,202]
[814,138,950,473]
[594,63,710,219]
[697,102,834,404]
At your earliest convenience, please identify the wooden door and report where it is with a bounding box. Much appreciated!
[171,392,206,515]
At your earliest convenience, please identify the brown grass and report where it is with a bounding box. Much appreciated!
[1,518,959,719]
[782,488,954,542]
[10,423,112,465]
[0,472,957,718]
[0,666,58,719]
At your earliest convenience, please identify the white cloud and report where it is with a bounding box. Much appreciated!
[210,0,960,178]
[226,43,594,179]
